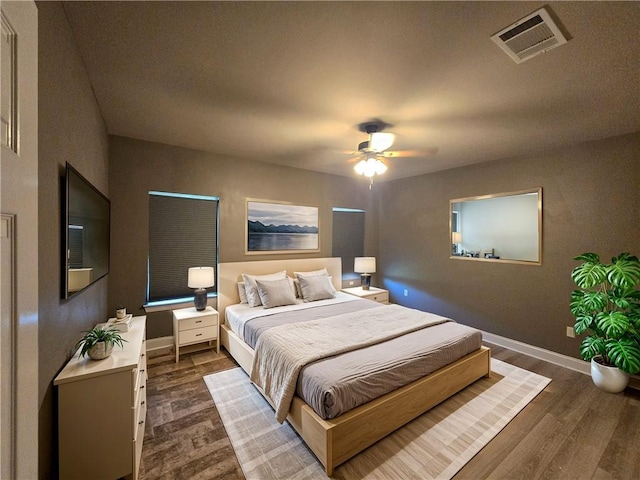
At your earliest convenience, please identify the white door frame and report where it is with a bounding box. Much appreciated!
[0,1,39,479]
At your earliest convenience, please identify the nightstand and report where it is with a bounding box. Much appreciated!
[341,286,389,304]
[172,306,219,363]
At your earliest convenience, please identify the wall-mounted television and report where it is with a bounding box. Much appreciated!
[62,162,110,299]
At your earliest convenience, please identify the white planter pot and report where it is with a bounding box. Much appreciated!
[88,341,113,360]
[590,357,629,393]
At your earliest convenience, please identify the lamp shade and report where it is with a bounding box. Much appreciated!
[354,257,376,274]
[452,232,462,243]
[188,267,215,288]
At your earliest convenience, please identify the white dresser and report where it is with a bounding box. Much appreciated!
[54,316,147,480]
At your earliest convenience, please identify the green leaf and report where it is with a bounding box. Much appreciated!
[572,259,607,289]
[580,336,605,361]
[574,315,594,335]
[595,311,630,339]
[574,253,601,263]
[607,254,640,289]
[581,291,608,313]
[606,338,640,374]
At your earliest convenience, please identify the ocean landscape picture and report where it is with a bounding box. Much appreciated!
[247,200,319,253]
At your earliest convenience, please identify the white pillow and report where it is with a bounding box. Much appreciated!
[255,278,297,309]
[237,282,248,304]
[293,275,336,297]
[297,274,336,302]
[242,270,287,307]
[293,268,329,278]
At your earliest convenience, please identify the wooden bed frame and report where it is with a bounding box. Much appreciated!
[218,258,491,476]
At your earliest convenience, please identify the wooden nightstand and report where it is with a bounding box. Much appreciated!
[172,306,219,363]
[341,286,389,304]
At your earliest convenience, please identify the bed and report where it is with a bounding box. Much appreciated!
[218,257,490,476]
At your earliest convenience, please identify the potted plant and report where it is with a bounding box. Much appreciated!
[570,252,640,392]
[75,326,127,360]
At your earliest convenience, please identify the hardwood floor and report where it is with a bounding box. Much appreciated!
[140,344,640,480]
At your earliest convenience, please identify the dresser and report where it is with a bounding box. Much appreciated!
[341,286,390,304]
[54,316,147,480]
[173,306,219,362]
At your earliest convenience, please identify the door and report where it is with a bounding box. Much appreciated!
[0,1,38,479]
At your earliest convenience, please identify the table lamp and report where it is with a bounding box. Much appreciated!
[188,266,215,311]
[354,257,376,290]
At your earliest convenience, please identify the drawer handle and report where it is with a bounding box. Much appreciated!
[138,420,144,426]
[195,320,202,323]
[140,369,145,374]
[140,385,145,390]
[141,400,145,406]
[196,333,203,337]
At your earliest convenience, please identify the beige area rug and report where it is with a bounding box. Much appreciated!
[204,359,550,479]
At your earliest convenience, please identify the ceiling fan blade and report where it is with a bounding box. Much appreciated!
[380,148,439,158]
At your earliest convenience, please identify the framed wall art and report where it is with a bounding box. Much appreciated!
[246,199,319,254]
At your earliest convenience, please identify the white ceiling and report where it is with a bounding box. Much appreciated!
[63,1,640,182]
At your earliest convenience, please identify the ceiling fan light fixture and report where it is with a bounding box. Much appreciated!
[369,132,395,152]
[374,158,387,175]
[354,157,387,178]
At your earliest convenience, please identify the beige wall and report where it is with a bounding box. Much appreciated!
[376,131,640,358]
[38,2,110,477]
[108,135,374,339]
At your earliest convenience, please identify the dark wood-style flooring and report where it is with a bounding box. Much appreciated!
[140,344,640,480]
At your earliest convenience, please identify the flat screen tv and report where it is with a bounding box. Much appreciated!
[62,162,110,299]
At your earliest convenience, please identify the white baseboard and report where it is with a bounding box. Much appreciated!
[147,335,173,354]
[482,331,590,375]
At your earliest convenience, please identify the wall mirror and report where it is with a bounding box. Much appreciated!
[62,163,110,298]
[450,188,542,265]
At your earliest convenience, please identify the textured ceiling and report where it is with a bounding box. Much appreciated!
[63,1,640,182]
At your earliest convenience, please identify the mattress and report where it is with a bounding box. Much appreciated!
[228,297,482,420]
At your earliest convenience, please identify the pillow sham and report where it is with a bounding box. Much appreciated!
[255,278,297,309]
[293,275,336,297]
[293,268,329,278]
[297,274,336,302]
[237,282,248,304]
[242,270,287,307]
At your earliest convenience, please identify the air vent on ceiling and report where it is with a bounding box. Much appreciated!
[491,7,568,63]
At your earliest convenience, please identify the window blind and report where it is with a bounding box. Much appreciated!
[148,192,218,303]
[332,208,365,278]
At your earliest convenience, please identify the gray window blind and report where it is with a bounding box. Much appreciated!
[332,209,365,278]
[148,192,218,303]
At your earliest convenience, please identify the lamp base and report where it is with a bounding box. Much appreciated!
[360,274,371,290]
[193,288,207,311]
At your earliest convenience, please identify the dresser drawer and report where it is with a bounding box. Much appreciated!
[179,325,216,345]
[367,291,389,303]
[178,315,217,332]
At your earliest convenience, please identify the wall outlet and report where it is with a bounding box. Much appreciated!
[348,280,354,286]
[403,289,408,297]
[566,326,575,338]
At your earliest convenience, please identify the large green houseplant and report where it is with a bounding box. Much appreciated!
[570,253,640,386]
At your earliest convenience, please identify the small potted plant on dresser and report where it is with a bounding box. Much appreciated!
[75,326,127,360]
[570,252,640,392]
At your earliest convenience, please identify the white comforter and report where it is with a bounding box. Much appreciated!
[250,304,450,423]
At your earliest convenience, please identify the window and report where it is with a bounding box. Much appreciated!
[332,207,365,283]
[147,191,219,307]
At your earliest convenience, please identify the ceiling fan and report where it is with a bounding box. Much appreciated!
[347,120,436,188]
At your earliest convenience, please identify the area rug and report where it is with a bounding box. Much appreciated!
[204,358,550,479]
